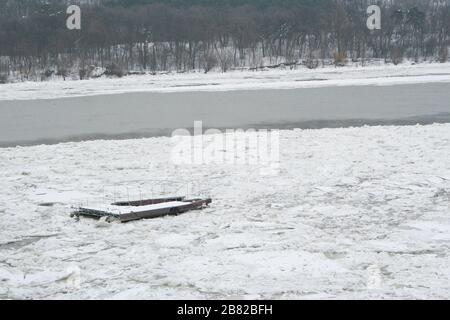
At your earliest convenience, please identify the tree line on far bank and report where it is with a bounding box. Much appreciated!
[0,0,449,83]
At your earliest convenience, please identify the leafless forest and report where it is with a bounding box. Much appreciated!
[0,0,449,83]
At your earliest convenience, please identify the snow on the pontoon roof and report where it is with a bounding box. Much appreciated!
[1,62,450,100]
[0,124,449,299]
[83,201,193,215]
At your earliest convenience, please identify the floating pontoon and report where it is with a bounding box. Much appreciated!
[72,196,212,222]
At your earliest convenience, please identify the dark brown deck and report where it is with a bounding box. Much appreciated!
[73,198,212,223]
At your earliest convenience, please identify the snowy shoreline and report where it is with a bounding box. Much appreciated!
[1,124,449,299]
[1,61,450,101]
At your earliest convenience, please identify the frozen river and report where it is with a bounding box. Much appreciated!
[1,124,449,299]
[0,82,449,147]
[1,77,450,299]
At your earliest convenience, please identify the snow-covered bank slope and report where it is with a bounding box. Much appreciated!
[1,62,450,101]
[1,124,450,299]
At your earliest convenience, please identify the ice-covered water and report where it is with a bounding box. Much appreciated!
[1,124,449,299]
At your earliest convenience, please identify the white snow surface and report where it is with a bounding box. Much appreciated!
[1,62,450,100]
[84,201,192,215]
[1,124,450,299]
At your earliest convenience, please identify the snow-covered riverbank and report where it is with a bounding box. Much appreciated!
[1,124,449,299]
[1,62,450,101]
